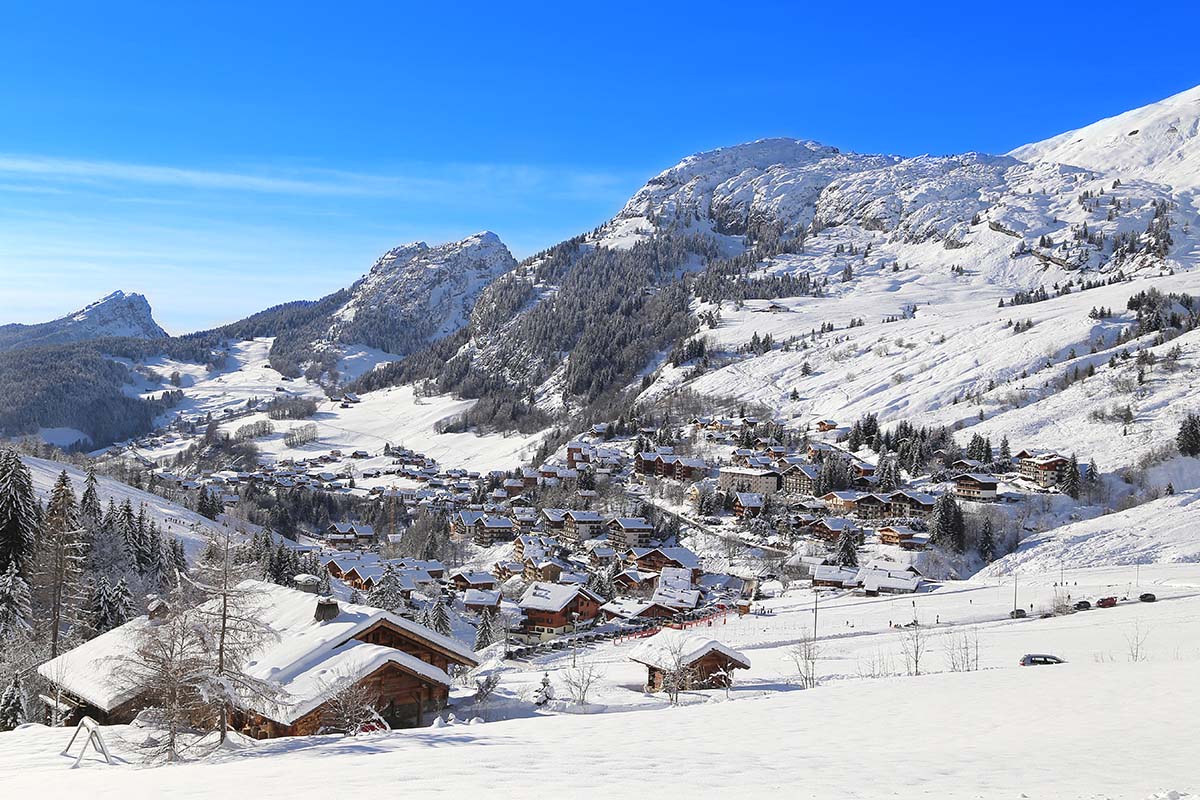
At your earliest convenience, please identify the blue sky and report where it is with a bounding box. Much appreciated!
[1,1,1196,332]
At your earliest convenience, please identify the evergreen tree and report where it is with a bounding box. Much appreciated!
[835,529,858,568]
[998,436,1012,464]
[1177,413,1200,457]
[978,518,996,563]
[108,577,135,628]
[427,598,452,636]
[474,609,497,651]
[1060,453,1081,499]
[929,494,965,552]
[0,562,33,641]
[368,565,406,612]
[0,675,23,731]
[36,470,86,657]
[88,576,116,634]
[80,467,103,531]
[0,449,38,577]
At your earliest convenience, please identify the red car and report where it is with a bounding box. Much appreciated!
[1097,596,1118,608]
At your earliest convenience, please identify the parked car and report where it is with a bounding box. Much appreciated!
[1139,592,1157,603]
[1010,608,1027,619]
[1097,596,1118,608]
[1073,600,1091,611]
[1019,654,1066,666]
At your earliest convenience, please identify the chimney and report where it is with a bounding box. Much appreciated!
[314,596,339,623]
[294,574,320,594]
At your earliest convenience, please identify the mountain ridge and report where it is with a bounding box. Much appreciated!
[0,289,168,352]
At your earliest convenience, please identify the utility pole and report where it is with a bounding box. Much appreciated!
[1013,573,1018,613]
[812,589,819,640]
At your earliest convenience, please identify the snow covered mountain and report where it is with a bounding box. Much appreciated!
[1010,84,1200,192]
[388,86,1198,433]
[0,290,168,352]
[269,231,518,380]
[331,231,516,352]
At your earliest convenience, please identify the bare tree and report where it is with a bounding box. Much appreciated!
[561,662,604,706]
[115,602,213,762]
[319,674,385,735]
[187,528,279,744]
[1125,620,1150,662]
[943,627,980,672]
[857,647,896,679]
[899,624,930,676]
[788,635,821,689]
[659,638,699,705]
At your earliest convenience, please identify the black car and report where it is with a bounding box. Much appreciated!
[1139,592,1157,603]
[1074,600,1091,611]
[1010,608,1027,619]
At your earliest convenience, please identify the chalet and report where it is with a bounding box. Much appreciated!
[1017,450,1073,488]
[886,490,936,519]
[782,463,819,496]
[612,568,657,593]
[877,526,929,551]
[821,491,867,516]
[952,473,999,502]
[812,563,860,588]
[516,583,603,642]
[513,534,560,562]
[540,508,569,531]
[855,565,922,595]
[37,581,478,736]
[463,589,501,614]
[626,546,702,580]
[448,570,498,592]
[815,419,838,432]
[734,491,765,518]
[473,515,517,547]
[563,509,604,543]
[628,629,750,691]
[649,584,701,611]
[717,466,781,496]
[600,598,677,621]
[608,516,655,548]
[523,556,573,583]
[809,517,861,542]
[502,478,526,497]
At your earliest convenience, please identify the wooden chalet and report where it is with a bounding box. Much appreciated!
[37,581,478,736]
[628,629,750,691]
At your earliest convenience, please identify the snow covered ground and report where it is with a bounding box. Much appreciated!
[126,338,544,473]
[26,455,232,557]
[3,561,1198,798]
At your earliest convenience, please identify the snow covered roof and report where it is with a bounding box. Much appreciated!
[518,582,601,612]
[628,629,750,671]
[463,589,501,606]
[650,585,701,610]
[37,581,478,721]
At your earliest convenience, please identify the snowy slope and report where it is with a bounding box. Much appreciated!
[1011,84,1200,191]
[25,455,230,557]
[128,338,543,473]
[981,489,1200,576]
[4,560,1199,797]
[0,290,167,352]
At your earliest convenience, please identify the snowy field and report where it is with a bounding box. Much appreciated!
[126,338,544,473]
[3,561,1198,798]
